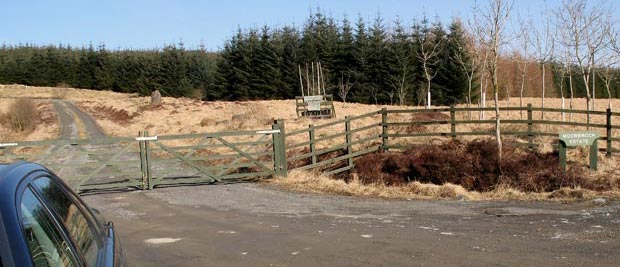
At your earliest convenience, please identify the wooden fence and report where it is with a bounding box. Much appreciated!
[284,104,620,176]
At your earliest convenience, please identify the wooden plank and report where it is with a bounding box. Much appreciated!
[531,120,606,128]
[216,134,271,176]
[531,107,607,115]
[78,179,142,192]
[78,143,135,190]
[385,121,449,127]
[384,108,451,113]
[156,130,272,140]
[162,140,272,151]
[325,165,354,176]
[387,132,449,138]
[292,146,379,171]
[287,134,380,162]
[213,137,273,174]
[152,141,221,182]
[455,119,502,124]
[288,131,348,149]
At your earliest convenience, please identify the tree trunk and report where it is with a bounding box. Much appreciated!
[519,72,525,119]
[468,76,473,120]
[562,97,565,121]
[505,85,510,116]
[426,78,432,109]
[541,63,545,119]
[494,88,502,163]
[568,65,574,122]
[480,75,487,120]
[606,83,612,111]
[592,68,596,111]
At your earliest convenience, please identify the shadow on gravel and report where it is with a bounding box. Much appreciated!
[79,176,262,195]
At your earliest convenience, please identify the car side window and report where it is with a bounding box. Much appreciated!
[20,187,78,267]
[32,177,101,267]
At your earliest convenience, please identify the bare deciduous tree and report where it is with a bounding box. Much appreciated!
[556,0,611,127]
[599,33,618,111]
[478,0,513,162]
[513,13,533,119]
[471,1,491,120]
[388,64,410,106]
[416,17,443,109]
[532,3,555,119]
[387,90,395,105]
[338,73,354,103]
[454,18,480,119]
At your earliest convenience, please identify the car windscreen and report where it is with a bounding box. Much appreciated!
[32,177,101,267]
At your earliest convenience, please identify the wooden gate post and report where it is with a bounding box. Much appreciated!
[345,116,353,168]
[138,131,147,190]
[144,130,153,189]
[450,105,456,139]
[272,119,288,177]
[381,108,388,152]
[308,124,317,164]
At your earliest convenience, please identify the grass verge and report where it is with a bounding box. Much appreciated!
[269,170,620,201]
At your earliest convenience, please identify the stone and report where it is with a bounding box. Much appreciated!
[231,113,250,122]
[593,198,607,205]
[151,90,161,105]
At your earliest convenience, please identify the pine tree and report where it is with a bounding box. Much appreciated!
[352,15,370,102]
[274,26,301,98]
[367,13,390,104]
[439,19,470,105]
[387,17,413,105]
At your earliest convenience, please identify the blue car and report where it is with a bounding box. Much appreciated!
[0,162,125,267]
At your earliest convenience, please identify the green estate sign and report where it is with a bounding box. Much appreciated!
[559,131,599,146]
[558,131,599,171]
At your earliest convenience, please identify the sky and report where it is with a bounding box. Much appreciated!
[1,0,618,51]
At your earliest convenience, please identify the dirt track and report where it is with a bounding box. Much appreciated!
[84,183,620,267]
[52,99,105,139]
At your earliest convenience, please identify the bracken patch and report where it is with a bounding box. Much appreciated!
[353,139,591,193]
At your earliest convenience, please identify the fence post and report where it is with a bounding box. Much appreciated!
[559,141,567,172]
[450,105,456,139]
[345,116,353,168]
[144,130,153,190]
[308,124,317,164]
[381,108,388,152]
[527,103,533,149]
[138,131,147,190]
[272,119,288,177]
[606,108,612,158]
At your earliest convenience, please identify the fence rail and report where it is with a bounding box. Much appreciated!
[284,104,620,176]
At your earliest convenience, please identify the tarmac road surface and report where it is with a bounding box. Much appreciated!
[84,183,620,267]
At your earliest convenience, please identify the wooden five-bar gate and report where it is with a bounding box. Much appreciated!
[0,120,286,193]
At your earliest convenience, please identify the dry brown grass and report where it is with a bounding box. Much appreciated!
[270,170,620,201]
[0,98,58,141]
[51,87,68,99]
[1,98,38,132]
